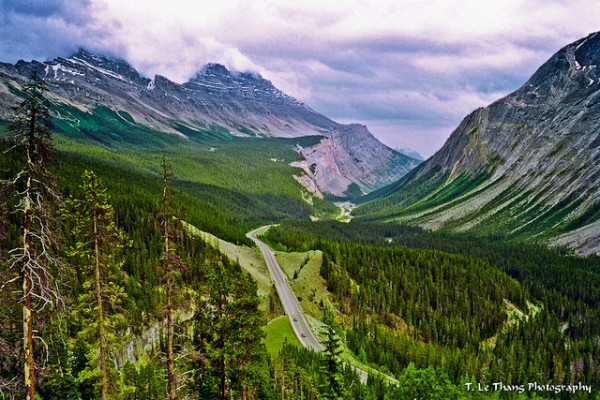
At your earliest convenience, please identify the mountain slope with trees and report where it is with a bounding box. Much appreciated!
[0,74,387,399]
[0,50,418,197]
[261,220,600,397]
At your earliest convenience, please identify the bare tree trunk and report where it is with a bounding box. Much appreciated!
[10,72,58,400]
[93,208,108,400]
[220,347,226,400]
[22,123,35,400]
[22,238,35,400]
[199,345,206,386]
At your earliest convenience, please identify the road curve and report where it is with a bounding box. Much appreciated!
[247,227,325,352]
[247,227,375,384]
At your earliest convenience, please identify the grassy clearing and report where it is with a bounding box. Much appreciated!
[274,251,307,280]
[183,223,272,308]
[263,316,302,356]
[275,250,335,320]
[481,298,542,349]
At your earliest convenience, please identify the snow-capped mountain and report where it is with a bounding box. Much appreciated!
[0,50,417,196]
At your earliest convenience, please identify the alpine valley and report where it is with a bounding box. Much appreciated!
[0,33,599,400]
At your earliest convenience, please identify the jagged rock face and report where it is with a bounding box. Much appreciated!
[299,125,419,196]
[373,32,600,254]
[421,33,600,183]
[0,50,418,195]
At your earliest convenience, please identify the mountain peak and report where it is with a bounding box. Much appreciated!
[525,31,600,91]
[395,147,424,161]
[572,31,600,67]
[68,49,130,69]
[70,48,107,62]
[197,63,231,78]
[193,63,265,83]
[62,49,144,83]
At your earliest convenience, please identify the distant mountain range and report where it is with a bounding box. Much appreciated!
[359,32,600,255]
[395,147,424,161]
[0,50,419,197]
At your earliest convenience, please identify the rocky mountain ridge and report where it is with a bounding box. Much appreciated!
[0,50,418,196]
[361,32,600,255]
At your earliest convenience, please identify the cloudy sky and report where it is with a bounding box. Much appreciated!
[2,0,600,156]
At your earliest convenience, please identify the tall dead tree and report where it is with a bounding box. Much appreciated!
[7,71,60,400]
[160,156,179,400]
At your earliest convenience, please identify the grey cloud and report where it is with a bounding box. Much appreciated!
[0,0,103,62]
[4,0,92,23]
[273,41,525,126]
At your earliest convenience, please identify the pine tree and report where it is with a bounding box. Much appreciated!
[5,71,60,400]
[228,272,265,400]
[320,309,346,400]
[62,170,129,400]
[195,261,231,400]
[194,260,266,400]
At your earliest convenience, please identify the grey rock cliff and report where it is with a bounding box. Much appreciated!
[298,125,418,196]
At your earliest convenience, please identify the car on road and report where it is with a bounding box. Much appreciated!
[301,333,306,337]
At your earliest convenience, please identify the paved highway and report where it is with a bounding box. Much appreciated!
[247,227,325,352]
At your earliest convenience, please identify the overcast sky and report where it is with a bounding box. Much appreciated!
[1,0,600,157]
